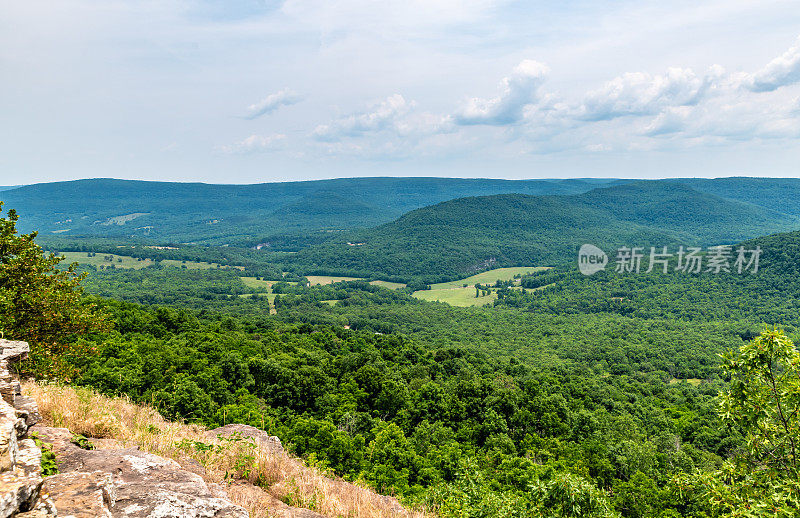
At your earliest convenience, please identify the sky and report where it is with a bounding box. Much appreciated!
[2,0,800,185]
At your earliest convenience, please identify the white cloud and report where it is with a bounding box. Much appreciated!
[4,0,800,181]
[306,37,800,160]
[218,134,286,154]
[746,36,800,92]
[313,94,411,140]
[313,94,451,142]
[659,96,800,141]
[576,66,722,121]
[643,106,694,136]
[455,60,549,126]
[245,89,303,119]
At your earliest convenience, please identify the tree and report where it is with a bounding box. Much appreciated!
[533,473,619,518]
[675,329,800,517]
[0,202,108,376]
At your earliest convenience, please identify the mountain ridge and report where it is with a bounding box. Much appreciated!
[288,181,800,281]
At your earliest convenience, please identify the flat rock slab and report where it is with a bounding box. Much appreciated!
[0,340,29,363]
[42,471,115,518]
[34,427,248,518]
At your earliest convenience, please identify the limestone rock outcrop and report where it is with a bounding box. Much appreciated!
[0,339,54,518]
[34,426,248,518]
[0,339,251,517]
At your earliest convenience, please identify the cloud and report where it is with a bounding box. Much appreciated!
[218,134,286,154]
[576,66,722,122]
[245,89,303,119]
[313,94,411,140]
[313,94,451,142]
[454,60,549,126]
[309,94,456,159]
[643,106,695,136]
[306,37,800,161]
[746,36,800,92]
[662,96,800,141]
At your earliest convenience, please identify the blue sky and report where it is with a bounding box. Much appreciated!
[2,0,800,184]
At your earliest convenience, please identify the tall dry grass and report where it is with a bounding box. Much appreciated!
[24,381,431,518]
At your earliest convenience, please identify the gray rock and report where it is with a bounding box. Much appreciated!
[0,340,30,363]
[13,396,41,428]
[42,471,115,518]
[34,426,249,518]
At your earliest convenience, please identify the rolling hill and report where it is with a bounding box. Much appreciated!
[572,181,797,243]
[289,182,800,282]
[670,177,800,217]
[738,229,800,276]
[0,177,602,244]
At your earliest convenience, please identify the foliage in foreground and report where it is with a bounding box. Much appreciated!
[0,202,108,376]
[676,329,800,517]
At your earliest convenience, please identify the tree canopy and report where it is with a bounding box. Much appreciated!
[0,202,108,376]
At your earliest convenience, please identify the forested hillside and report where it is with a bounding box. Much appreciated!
[288,182,798,281]
[10,176,800,250]
[674,177,800,217]
[70,298,733,516]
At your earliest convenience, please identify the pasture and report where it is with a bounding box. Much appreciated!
[57,251,234,270]
[413,266,547,307]
[429,267,550,290]
[306,275,361,285]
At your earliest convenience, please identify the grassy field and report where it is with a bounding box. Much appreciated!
[429,267,550,290]
[369,280,407,289]
[58,251,235,270]
[58,251,156,269]
[240,276,283,289]
[239,277,285,314]
[306,275,361,285]
[412,266,547,307]
[414,288,497,307]
[669,378,704,386]
[162,259,242,270]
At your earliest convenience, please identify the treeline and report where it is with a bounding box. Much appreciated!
[74,266,273,311]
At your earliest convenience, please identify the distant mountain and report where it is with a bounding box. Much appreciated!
[573,181,797,244]
[4,176,800,257]
[0,177,601,244]
[273,191,377,216]
[739,230,800,276]
[671,177,800,217]
[290,182,800,281]
[0,186,20,192]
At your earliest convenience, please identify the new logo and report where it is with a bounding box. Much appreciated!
[578,244,608,276]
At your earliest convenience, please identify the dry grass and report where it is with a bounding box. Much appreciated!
[24,381,431,518]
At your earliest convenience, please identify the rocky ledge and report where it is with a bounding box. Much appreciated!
[31,427,248,518]
[0,339,249,518]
